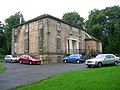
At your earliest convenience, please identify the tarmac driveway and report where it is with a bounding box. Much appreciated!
[0,62,86,90]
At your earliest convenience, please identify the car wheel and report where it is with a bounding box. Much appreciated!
[11,59,13,63]
[97,62,102,68]
[114,61,118,66]
[64,60,67,63]
[76,60,80,64]
[19,61,22,64]
[29,61,32,65]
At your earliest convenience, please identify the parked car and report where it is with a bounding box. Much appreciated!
[4,55,19,63]
[19,54,41,65]
[63,54,86,63]
[85,54,120,68]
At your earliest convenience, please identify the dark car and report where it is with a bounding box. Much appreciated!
[63,54,86,63]
[19,54,41,65]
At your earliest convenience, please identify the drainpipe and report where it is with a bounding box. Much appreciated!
[47,18,50,61]
[28,24,29,54]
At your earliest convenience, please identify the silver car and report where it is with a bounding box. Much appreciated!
[4,55,19,63]
[85,54,120,67]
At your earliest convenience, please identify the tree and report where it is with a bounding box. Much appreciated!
[0,21,7,54]
[4,12,25,54]
[62,11,84,28]
[85,6,120,54]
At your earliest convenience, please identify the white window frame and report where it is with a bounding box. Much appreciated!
[56,22,61,31]
[38,20,43,29]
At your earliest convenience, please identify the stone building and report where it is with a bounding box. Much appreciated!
[12,14,102,63]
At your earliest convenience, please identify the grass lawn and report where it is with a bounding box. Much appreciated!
[0,65,5,74]
[16,66,120,90]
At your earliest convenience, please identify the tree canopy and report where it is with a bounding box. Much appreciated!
[0,21,7,54]
[62,11,84,28]
[85,6,120,54]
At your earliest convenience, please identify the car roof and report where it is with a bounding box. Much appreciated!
[98,54,114,55]
[70,54,82,56]
[6,55,12,56]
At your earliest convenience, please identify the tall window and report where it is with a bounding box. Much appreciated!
[69,26,73,36]
[14,28,18,35]
[14,28,18,42]
[56,22,61,31]
[56,36,61,49]
[38,28,44,50]
[38,20,43,29]
[24,24,29,53]
[25,25,29,33]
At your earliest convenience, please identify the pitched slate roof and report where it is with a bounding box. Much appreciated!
[85,33,102,42]
[13,14,85,31]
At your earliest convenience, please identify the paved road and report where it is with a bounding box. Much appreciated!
[0,62,87,90]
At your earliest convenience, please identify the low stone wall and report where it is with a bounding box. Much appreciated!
[41,55,63,64]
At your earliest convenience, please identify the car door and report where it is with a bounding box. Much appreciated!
[21,55,28,63]
[24,55,30,63]
[109,55,115,64]
[103,55,110,64]
[68,55,75,62]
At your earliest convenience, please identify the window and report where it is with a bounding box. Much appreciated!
[56,22,61,31]
[25,24,29,33]
[38,20,43,29]
[24,24,29,53]
[56,37,61,49]
[14,28,18,35]
[24,39,29,51]
[38,37,43,49]
[109,55,115,58]
[14,42,17,52]
[69,27,73,35]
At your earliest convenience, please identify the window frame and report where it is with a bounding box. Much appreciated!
[38,20,43,29]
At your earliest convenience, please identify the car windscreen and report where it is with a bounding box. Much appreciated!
[6,56,12,58]
[95,54,105,59]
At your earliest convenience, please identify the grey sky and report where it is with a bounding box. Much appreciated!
[0,0,120,23]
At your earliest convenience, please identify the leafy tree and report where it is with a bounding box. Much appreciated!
[4,12,25,54]
[62,11,84,28]
[0,21,7,54]
[85,6,120,54]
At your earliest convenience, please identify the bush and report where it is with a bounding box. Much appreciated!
[0,54,5,62]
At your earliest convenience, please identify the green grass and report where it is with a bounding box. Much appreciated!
[0,65,5,74]
[16,66,120,90]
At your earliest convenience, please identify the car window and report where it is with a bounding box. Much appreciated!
[21,55,28,58]
[74,55,79,57]
[69,55,75,57]
[105,55,110,58]
[6,55,12,58]
[95,54,105,59]
[109,55,115,58]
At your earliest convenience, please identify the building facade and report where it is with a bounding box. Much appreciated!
[12,14,102,63]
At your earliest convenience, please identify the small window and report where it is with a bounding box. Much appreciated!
[38,20,43,29]
[56,22,61,31]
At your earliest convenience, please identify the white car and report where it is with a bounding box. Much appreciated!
[4,55,19,63]
[85,54,120,68]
